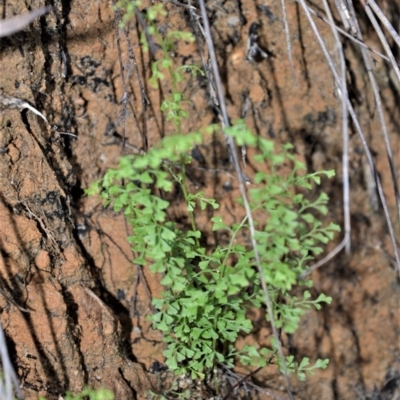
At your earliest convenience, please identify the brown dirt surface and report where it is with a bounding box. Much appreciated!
[0,0,399,399]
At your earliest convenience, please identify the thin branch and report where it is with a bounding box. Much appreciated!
[222,367,262,400]
[123,26,150,151]
[109,2,155,317]
[219,364,287,400]
[198,1,294,399]
[112,2,129,156]
[186,0,219,109]
[134,8,160,58]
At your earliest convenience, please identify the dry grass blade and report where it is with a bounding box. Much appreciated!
[364,0,400,49]
[111,2,129,156]
[297,1,400,67]
[362,2,400,87]
[198,1,294,399]
[0,7,49,38]
[280,0,297,85]
[321,0,351,253]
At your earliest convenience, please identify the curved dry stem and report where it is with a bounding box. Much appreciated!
[198,1,294,399]
[301,236,348,277]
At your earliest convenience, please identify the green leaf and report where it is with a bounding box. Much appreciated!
[301,213,316,224]
[211,216,229,231]
[303,290,311,300]
[299,357,310,369]
[315,293,332,305]
[314,358,329,370]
